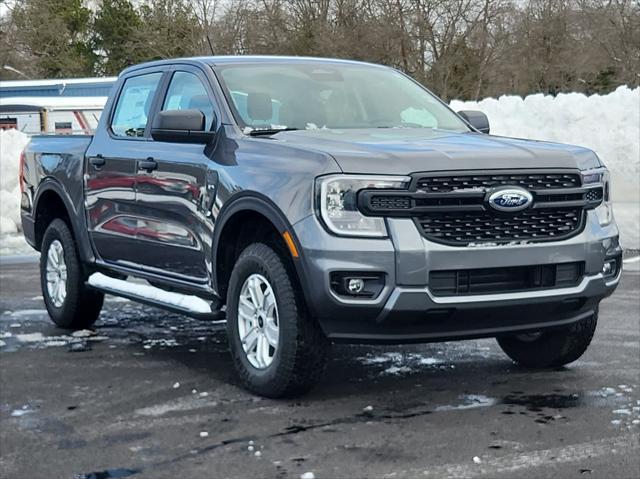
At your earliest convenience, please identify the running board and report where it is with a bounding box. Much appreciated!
[87,273,225,321]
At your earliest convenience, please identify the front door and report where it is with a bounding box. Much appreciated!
[133,67,219,282]
[85,71,164,266]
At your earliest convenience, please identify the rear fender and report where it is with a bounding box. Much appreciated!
[33,178,95,263]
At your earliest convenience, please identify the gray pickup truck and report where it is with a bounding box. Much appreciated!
[20,56,621,397]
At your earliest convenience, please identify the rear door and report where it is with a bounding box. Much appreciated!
[133,66,219,282]
[85,70,165,266]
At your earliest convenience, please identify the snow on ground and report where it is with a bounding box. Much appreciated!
[0,233,33,256]
[0,129,30,236]
[0,88,638,253]
[356,351,448,376]
[451,86,640,249]
[435,394,497,411]
[0,328,108,350]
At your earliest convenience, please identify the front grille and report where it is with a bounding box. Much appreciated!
[369,195,411,210]
[357,169,600,246]
[429,262,584,296]
[417,173,581,192]
[585,188,603,202]
[417,208,583,245]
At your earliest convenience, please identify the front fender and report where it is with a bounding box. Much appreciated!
[212,192,312,303]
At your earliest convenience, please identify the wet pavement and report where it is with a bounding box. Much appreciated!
[1,259,639,478]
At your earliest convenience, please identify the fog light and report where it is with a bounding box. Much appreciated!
[347,278,365,294]
[330,272,385,298]
[602,260,617,277]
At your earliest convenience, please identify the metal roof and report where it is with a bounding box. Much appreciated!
[0,77,116,88]
[0,77,117,98]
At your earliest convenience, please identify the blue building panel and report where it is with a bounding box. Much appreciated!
[0,78,117,98]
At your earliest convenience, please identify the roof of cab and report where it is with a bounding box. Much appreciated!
[120,55,388,76]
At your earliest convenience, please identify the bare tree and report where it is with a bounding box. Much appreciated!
[1,0,637,96]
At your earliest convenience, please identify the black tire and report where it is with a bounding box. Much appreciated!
[40,219,104,329]
[496,312,598,369]
[226,242,329,398]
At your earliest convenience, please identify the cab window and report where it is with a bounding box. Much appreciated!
[162,72,215,130]
[111,72,162,137]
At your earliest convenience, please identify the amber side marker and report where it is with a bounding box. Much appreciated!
[282,231,299,258]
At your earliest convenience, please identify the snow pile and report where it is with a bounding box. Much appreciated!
[451,86,640,249]
[0,88,638,253]
[0,233,32,256]
[0,129,30,235]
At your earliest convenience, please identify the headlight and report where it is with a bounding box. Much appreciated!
[316,175,411,237]
[582,168,613,226]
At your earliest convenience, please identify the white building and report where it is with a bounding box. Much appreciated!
[0,96,108,134]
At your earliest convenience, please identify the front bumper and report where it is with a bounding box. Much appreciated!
[293,210,621,343]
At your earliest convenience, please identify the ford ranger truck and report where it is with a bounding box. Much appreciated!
[20,56,622,397]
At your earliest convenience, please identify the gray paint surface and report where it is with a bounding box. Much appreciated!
[20,56,620,341]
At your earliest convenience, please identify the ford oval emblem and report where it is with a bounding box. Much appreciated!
[487,187,533,212]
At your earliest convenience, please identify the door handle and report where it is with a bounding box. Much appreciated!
[138,158,158,172]
[89,155,105,168]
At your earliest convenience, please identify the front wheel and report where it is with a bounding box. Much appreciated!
[226,242,328,397]
[40,219,104,329]
[497,311,598,369]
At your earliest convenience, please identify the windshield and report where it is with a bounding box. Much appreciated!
[215,62,470,132]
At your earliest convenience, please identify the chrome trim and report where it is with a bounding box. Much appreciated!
[487,187,533,212]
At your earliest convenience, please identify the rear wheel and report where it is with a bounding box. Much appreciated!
[40,219,104,329]
[226,242,328,397]
[497,312,598,368]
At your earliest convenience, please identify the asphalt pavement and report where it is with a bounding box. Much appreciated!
[1,257,639,479]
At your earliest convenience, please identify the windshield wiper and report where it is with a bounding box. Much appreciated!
[247,127,299,136]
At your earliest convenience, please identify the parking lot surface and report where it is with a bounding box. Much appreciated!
[1,258,639,479]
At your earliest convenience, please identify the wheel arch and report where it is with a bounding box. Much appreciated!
[212,193,311,303]
[33,179,94,262]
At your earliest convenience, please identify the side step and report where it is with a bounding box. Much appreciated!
[87,273,225,321]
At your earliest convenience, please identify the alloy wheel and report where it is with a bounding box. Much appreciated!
[45,239,67,308]
[237,273,279,369]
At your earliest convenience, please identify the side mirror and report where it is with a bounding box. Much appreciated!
[457,110,490,134]
[151,109,216,144]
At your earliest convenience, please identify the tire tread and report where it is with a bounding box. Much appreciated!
[497,312,598,369]
[40,219,103,329]
[227,242,328,397]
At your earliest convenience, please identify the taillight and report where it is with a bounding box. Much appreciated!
[19,150,26,193]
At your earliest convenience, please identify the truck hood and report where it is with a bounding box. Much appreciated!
[272,129,602,174]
